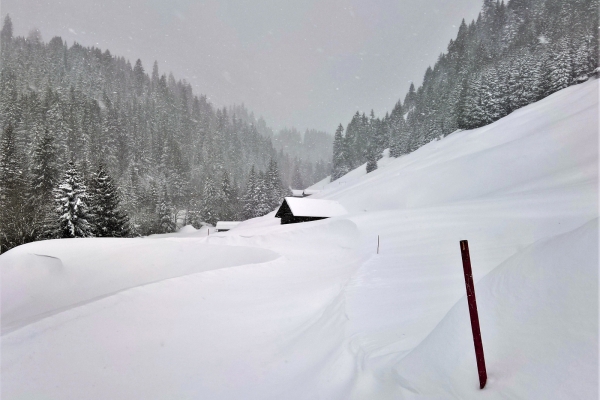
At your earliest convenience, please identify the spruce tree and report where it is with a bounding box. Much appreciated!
[157,200,176,233]
[200,175,220,225]
[29,128,60,239]
[218,170,237,221]
[133,59,145,96]
[266,158,284,209]
[0,124,33,252]
[1,14,12,40]
[255,171,271,217]
[53,161,93,238]
[546,38,573,95]
[88,164,130,237]
[242,166,258,219]
[366,155,378,173]
[30,128,59,204]
[332,124,349,180]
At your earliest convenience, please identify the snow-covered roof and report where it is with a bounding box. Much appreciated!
[215,221,241,230]
[291,189,304,197]
[283,197,347,218]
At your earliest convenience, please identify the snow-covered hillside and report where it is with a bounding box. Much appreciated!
[1,81,598,399]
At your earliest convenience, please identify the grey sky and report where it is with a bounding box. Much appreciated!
[2,0,483,133]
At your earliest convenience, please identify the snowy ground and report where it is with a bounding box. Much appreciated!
[1,80,598,399]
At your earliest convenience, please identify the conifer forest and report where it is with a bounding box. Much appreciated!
[331,0,598,179]
[0,16,331,252]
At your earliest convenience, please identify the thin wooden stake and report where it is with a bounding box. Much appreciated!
[460,240,487,389]
[377,235,380,254]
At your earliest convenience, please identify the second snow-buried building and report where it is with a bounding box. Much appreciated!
[275,197,347,225]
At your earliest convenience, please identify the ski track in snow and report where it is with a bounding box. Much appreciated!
[1,80,598,399]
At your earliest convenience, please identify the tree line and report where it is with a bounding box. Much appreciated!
[1,122,130,251]
[332,0,598,179]
[0,16,329,252]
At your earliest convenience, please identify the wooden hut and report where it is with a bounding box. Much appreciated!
[275,197,347,225]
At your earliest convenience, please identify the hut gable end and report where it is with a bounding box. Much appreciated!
[275,197,347,225]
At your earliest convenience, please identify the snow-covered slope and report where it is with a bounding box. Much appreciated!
[1,81,598,399]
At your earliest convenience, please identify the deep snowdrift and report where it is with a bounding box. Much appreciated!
[1,80,598,399]
[392,219,597,399]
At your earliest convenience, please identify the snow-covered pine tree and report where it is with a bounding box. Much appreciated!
[266,158,285,210]
[343,112,361,169]
[545,37,573,95]
[372,113,387,157]
[331,124,348,180]
[133,59,145,96]
[479,66,504,123]
[242,166,258,219]
[388,101,405,158]
[0,69,19,130]
[53,161,93,238]
[30,128,59,204]
[507,51,541,112]
[29,128,60,239]
[366,158,377,173]
[388,129,401,159]
[365,117,379,174]
[1,14,13,45]
[571,34,593,81]
[200,175,220,226]
[157,200,176,233]
[218,170,237,221]
[0,124,34,252]
[460,73,487,129]
[45,98,71,162]
[255,171,272,217]
[88,164,130,237]
[403,83,416,110]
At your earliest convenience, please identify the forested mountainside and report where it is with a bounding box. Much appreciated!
[226,104,332,180]
[332,0,599,179]
[225,104,332,187]
[0,16,331,252]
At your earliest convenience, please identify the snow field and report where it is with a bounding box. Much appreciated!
[1,80,598,399]
[1,238,279,334]
[392,219,598,399]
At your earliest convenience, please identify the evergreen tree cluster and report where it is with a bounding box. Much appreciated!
[0,132,130,253]
[332,0,598,179]
[241,160,290,221]
[0,16,329,251]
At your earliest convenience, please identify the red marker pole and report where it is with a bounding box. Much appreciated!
[460,240,487,389]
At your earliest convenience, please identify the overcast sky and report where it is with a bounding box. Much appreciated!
[2,0,483,133]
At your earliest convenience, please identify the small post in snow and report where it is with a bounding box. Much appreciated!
[377,235,380,254]
[459,240,487,389]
